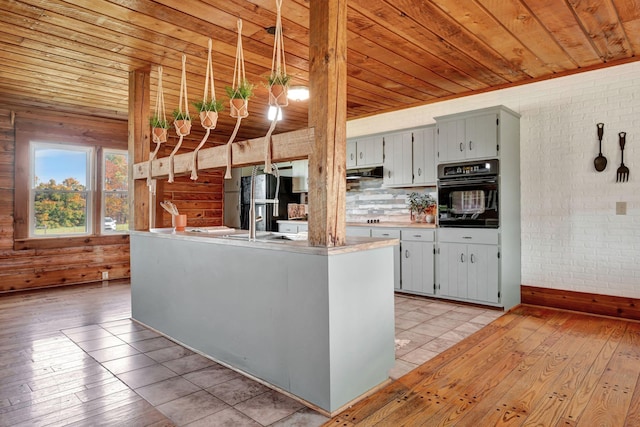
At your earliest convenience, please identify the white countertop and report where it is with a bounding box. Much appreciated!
[133,228,398,255]
[277,219,437,229]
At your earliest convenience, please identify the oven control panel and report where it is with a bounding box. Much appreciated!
[438,159,499,179]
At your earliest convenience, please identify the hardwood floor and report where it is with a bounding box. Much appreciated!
[324,305,640,426]
[3,283,640,426]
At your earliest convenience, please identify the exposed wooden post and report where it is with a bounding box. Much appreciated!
[128,68,151,231]
[307,0,347,247]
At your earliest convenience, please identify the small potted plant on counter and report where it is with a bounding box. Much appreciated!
[408,192,436,223]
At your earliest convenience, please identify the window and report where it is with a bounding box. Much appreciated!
[28,142,129,238]
[30,142,93,237]
[102,149,129,233]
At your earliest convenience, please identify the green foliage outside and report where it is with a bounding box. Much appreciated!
[34,152,129,234]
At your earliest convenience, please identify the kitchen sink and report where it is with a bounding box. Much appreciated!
[222,232,306,242]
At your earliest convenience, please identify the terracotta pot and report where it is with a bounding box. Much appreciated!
[172,214,187,232]
[174,119,191,136]
[230,98,248,118]
[199,110,218,129]
[152,127,167,143]
[269,84,288,107]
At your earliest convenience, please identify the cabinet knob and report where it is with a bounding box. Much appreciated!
[469,140,473,150]
[460,253,465,263]
[359,152,363,159]
[350,153,354,160]
[388,170,391,178]
[459,142,464,152]
[418,168,422,176]
[405,250,410,258]
[470,253,475,263]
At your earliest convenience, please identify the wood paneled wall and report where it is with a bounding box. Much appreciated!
[0,109,133,292]
[0,108,226,292]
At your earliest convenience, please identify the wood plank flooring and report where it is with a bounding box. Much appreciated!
[2,282,640,426]
[324,305,640,426]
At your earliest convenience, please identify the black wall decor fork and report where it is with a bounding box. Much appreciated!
[616,132,629,182]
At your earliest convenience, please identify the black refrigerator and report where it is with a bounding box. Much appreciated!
[240,174,295,232]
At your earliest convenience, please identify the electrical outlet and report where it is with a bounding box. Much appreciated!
[616,201,627,215]
[102,271,109,280]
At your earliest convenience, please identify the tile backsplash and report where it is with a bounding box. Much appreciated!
[346,177,436,223]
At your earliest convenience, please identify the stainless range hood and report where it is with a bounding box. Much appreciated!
[346,166,384,180]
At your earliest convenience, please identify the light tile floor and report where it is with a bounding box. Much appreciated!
[61,295,503,426]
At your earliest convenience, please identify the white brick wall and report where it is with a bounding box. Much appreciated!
[348,62,640,298]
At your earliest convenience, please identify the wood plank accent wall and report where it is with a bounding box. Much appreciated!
[0,109,132,292]
[521,285,640,321]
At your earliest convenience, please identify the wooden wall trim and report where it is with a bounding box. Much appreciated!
[521,285,640,321]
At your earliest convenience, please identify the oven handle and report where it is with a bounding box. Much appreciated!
[438,177,498,187]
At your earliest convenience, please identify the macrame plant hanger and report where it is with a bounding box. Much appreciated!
[264,0,288,173]
[191,38,219,181]
[169,54,191,183]
[225,19,248,180]
[148,65,167,195]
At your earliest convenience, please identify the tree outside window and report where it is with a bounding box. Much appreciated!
[103,150,129,232]
[31,143,92,236]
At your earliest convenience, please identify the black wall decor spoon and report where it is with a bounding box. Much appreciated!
[594,123,607,172]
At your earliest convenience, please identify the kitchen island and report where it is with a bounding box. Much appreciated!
[130,229,397,415]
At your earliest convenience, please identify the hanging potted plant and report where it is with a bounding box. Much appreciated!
[267,72,290,106]
[149,114,170,143]
[172,109,192,136]
[193,98,224,129]
[226,80,253,118]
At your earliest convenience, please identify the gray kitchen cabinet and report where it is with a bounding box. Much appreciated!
[292,159,308,193]
[400,228,435,295]
[371,228,401,290]
[412,126,437,185]
[436,229,499,304]
[382,131,413,186]
[347,136,384,169]
[346,226,371,237]
[436,109,499,163]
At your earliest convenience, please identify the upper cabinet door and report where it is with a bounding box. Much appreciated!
[346,139,357,168]
[383,132,412,186]
[347,136,383,168]
[412,126,436,185]
[465,113,498,160]
[437,119,466,163]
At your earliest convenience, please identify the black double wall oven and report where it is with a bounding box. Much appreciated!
[437,159,500,228]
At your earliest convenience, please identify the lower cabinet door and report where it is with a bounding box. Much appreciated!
[401,241,434,295]
[467,244,499,303]
[437,242,466,299]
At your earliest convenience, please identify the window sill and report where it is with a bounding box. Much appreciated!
[14,233,130,251]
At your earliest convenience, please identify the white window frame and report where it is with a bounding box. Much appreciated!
[29,141,94,238]
[101,148,129,233]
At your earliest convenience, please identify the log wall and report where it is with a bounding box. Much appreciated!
[0,109,131,292]
[0,108,227,292]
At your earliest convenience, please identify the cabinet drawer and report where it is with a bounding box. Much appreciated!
[400,228,434,242]
[438,228,498,245]
[371,228,400,239]
[278,223,298,233]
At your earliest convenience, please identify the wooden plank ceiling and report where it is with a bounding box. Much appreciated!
[1,0,638,141]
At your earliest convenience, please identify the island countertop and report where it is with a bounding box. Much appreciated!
[133,228,399,256]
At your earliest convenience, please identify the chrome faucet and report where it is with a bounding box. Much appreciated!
[249,163,280,240]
